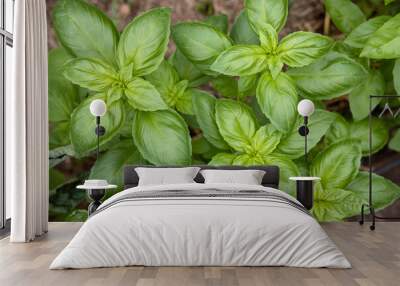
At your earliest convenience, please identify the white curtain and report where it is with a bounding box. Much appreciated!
[7,0,49,242]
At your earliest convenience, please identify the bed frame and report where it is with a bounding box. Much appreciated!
[123,165,280,189]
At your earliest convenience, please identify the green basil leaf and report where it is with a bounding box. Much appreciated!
[389,129,400,152]
[125,77,168,111]
[349,118,389,155]
[118,8,171,76]
[380,60,396,94]
[215,99,257,152]
[349,70,385,121]
[277,110,336,159]
[118,107,135,138]
[278,32,333,67]
[325,115,387,155]
[264,154,300,194]
[312,187,365,222]
[146,60,180,97]
[230,10,260,45]
[245,0,288,33]
[203,14,229,34]
[249,125,281,156]
[50,121,71,149]
[181,113,200,129]
[266,56,283,80]
[324,0,366,34]
[256,71,298,133]
[119,62,135,83]
[172,22,232,75]
[361,14,400,59]
[192,91,230,150]
[192,136,208,155]
[325,113,350,145]
[48,48,74,80]
[209,153,237,165]
[310,139,362,190]
[259,24,278,52]
[233,154,265,165]
[90,140,146,186]
[191,136,209,155]
[132,109,192,165]
[107,86,124,106]
[53,0,119,67]
[347,171,400,211]
[171,50,210,87]
[287,52,368,100]
[238,74,259,96]
[175,88,194,115]
[63,58,119,92]
[385,0,396,5]
[70,94,125,155]
[249,96,268,125]
[211,45,268,76]
[48,48,79,122]
[65,210,88,222]
[49,145,76,167]
[211,76,239,98]
[344,16,390,49]
[192,136,220,159]
[165,79,189,110]
[393,59,400,95]
[332,41,369,67]
[49,168,67,192]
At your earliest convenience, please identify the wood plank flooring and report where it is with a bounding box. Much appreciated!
[0,222,399,286]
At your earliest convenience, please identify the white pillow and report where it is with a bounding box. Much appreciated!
[135,167,201,186]
[200,169,266,185]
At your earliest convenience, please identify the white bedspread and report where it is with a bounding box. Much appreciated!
[50,183,351,269]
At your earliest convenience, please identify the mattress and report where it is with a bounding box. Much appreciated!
[50,183,351,269]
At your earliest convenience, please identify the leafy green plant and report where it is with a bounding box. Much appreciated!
[389,129,400,152]
[324,1,400,121]
[208,10,333,133]
[48,0,400,222]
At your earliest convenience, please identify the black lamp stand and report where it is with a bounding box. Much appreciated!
[298,116,309,174]
[87,116,106,215]
[293,116,315,210]
[295,180,314,210]
[87,189,106,215]
[95,116,106,159]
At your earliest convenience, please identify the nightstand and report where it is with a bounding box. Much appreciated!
[77,180,117,215]
[289,177,320,210]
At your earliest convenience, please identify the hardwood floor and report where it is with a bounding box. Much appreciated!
[0,222,399,286]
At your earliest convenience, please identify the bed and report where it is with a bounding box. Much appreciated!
[50,165,351,269]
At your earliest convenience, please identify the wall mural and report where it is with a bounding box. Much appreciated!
[48,0,400,222]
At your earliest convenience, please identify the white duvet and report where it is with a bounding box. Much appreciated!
[50,183,351,269]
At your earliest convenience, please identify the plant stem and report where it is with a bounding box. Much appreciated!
[323,14,330,35]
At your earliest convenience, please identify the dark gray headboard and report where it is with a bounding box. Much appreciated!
[123,165,280,189]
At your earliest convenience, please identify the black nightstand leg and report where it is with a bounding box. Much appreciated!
[87,189,106,216]
[296,180,313,210]
[359,204,366,225]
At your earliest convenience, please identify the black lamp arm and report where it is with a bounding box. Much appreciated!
[298,116,309,136]
[95,116,106,160]
[298,116,309,176]
[95,116,106,136]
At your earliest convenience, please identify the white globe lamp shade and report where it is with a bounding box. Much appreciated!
[297,99,315,117]
[90,99,107,117]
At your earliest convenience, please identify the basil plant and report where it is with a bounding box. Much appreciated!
[49,0,400,222]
